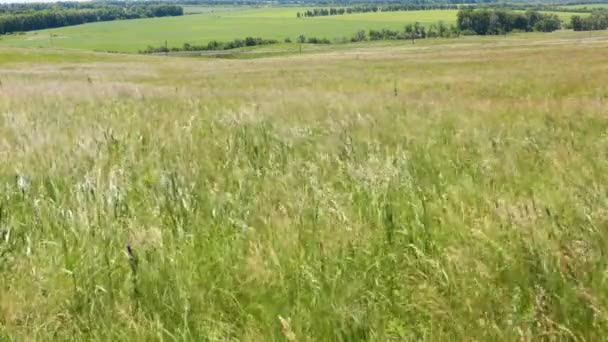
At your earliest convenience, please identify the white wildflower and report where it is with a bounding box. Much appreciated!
[160,173,171,190]
[16,174,28,193]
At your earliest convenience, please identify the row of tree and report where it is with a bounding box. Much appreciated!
[296,3,598,19]
[0,2,172,14]
[571,10,608,30]
[292,23,458,44]
[370,21,461,40]
[290,35,332,44]
[141,21,464,54]
[171,0,555,5]
[140,37,279,54]
[0,4,183,35]
[298,4,462,17]
[456,9,561,35]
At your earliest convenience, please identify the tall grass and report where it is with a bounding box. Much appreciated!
[1,36,608,340]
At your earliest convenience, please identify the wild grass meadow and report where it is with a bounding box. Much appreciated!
[1,32,608,340]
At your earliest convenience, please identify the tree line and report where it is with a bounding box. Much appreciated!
[298,4,461,17]
[144,0,554,5]
[456,9,561,35]
[0,4,183,35]
[571,10,608,30]
[296,3,597,19]
[370,21,461,40]
[140,37,279,54]
[0,2,165,14]
[294,22,460,44]
[140,21,464,54]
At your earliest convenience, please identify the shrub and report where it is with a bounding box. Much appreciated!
[460,29,478,36]
[307,37,331,44]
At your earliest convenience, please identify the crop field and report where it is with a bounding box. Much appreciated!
[0,7,581,53]
[1,30,608,339]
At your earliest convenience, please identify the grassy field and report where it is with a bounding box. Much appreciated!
[182,5,253,15]
[1,31,608,340]
[558,3,608,10]
[0,7,582,53]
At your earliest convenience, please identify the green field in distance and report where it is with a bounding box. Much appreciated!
[0,7,583,53]
[558,3,608,9]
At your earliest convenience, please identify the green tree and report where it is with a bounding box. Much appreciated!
[571,15,584,31]
[352,30,366,42]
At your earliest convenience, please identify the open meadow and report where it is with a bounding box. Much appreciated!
[558,3,608,10]
[0,7,583,53]
[1,30,608,339]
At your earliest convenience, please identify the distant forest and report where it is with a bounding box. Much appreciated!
[457,9,561,34]
[172,0,608,4]
[297,2,608,18]
[0,3,183,35]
